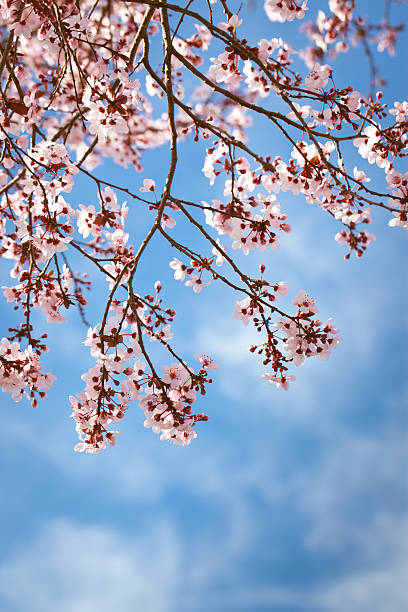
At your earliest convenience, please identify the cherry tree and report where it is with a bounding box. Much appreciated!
[0,0,406,453]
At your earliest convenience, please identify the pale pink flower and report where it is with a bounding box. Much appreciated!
[140,178,156,192]
[305,63,332,91]
[185,274,210,293]
[194,354,219,369]
[169,258,186,281]
[292,290,318,315]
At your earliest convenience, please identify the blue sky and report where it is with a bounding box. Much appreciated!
[1,2,407,611]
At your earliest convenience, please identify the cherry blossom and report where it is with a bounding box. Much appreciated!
[185,273,210,294]
[218,15,242,34]
[169,258,187,281]
[304,63,332,91]
[262,373,296,390]
[265,0,308,23]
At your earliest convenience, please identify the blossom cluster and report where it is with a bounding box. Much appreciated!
[72,298,217,453]
[0,338,55,407]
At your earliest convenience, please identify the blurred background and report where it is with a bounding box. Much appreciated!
[0,1,407,610]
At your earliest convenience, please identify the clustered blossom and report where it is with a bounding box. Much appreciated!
[234,281,339,385]
[300,2,353,67]
[264,0,308,23]
[275,314,340,366]
[208,51,243,89]
[300,0,405,93]
[389,101,408,123]
[201,151,293,255]
[0,0,405,454]
[386,171,408,229]
[71,300,216,453]
[200,128,395,260]
[0,338,55,406]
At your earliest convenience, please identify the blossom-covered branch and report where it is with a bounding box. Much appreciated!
[0,0,406,453]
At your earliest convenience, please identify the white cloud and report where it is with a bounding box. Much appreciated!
[0,518,181,612]
[1,417,407,612]
[317,548,408,612]
[297,426,408,554]
[3,508,405,612]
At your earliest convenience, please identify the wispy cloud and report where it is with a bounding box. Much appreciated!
[0,518,181,612]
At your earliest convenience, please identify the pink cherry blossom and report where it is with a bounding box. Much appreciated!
[265,0,308,23]
[304,63,332,91]
[140,179,156,193]
[292,290,318,315]
[185,274,210,293]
